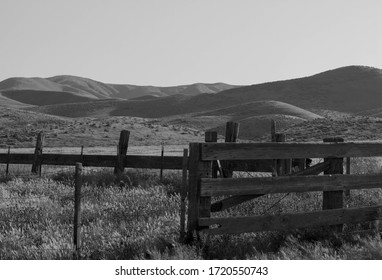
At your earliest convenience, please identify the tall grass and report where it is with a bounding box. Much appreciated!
[0,157,381,259]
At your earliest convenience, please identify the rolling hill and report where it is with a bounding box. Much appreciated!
[2,65,382,143]
[213,65,382,113]
[0,75,240,106]
[24,65,382,119]
[162,100,322,140]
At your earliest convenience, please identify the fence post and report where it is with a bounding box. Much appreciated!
[205,131,218,178]
[80,145,84,164]
[160,143,164,182]
[31,131,44,176]
[73,162,83,259]
[273,133,291,176]
[114,130,130,175]
[180,148,188,242]
[186,143,211,243]
[323,137,344,232]
[6,146,10,176]
[345,157,351,196]
[271,119,276,142]
[222,122,239,178]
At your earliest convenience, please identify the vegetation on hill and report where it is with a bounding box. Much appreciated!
[0,107,204,149]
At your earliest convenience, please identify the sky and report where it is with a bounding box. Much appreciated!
[0,0,381,86]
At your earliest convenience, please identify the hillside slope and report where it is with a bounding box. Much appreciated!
[0,75,240,105]
[215,66,382,113]
[28,65,382,117]
[163,100,322,140]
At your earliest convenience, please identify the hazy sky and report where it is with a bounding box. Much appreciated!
[0,0,381,86]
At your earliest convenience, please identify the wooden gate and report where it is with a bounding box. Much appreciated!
[187,141,382,237]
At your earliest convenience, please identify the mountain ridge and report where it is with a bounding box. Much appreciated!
[0,75,241,105]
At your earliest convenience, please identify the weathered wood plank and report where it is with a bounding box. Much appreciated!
[230,160,273,172]
[210,161,331,213]
[323,137,344,212]
[289,161,330,176]
[205,131,218,178]
[201,174,382,196]
[125,155,184,169]
[0,153,275,172]
[199,205,382,234]
[271,119,276,142]
[222,122,240,178]
[201,142,382,160]
[0,153,35,164]
[187,143,212,241]
[0,153,185,169]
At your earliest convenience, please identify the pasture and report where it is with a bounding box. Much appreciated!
[1,153,382,260]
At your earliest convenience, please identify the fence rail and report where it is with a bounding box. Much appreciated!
[200,173,382,196]
[187,134,382,239]
[201,141,382,160]
[199,205,382,235]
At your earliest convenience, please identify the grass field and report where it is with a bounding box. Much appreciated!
[1,157,382,260]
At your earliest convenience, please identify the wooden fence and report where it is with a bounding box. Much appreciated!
[186,139,382,237]
[0,124,275,175]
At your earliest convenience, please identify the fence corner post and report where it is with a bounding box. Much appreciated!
[323,137,344,232]
[186,143,211,243]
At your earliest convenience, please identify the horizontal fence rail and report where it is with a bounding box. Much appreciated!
[187,137,382,239]
[200,173,382,196]
[201,142,382,160]
[0,153,274,172]
[0,153,184,169]
[199,205,382,235]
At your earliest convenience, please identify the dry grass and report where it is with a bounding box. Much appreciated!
[0,157,381,260]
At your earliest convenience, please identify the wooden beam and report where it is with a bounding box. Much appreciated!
[186,143,212,242]
[322,137,344,232]
[199,205,382,234]
[201,173,382,196]
[222,122,240,178]
[0,153,185,169]
[210,161,331,213]
[289,160,331,176]
[271,119,276,142]
[201,142,382,160]
[0,153,274,172]
[205,131,218,178]
[229,159,273,172]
